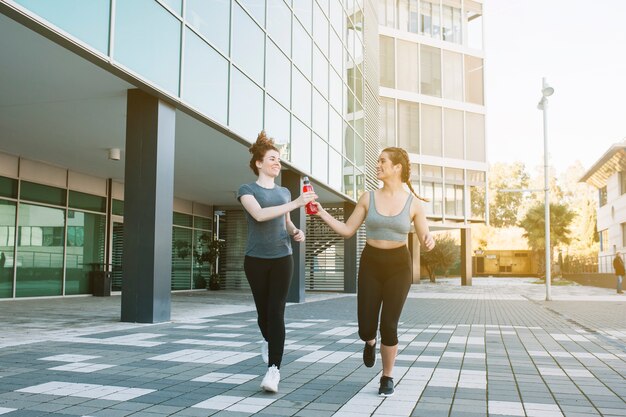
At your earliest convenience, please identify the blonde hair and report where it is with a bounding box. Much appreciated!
[382,147,428,202]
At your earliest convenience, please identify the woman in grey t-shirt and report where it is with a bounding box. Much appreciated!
[237,131,317,393]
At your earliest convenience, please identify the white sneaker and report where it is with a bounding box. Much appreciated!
[261,340,268,364]
[260,365,280,393]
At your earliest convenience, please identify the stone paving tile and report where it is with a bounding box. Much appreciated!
[0,279,624,416]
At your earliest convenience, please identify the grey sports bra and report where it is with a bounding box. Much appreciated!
[365,191,413,242]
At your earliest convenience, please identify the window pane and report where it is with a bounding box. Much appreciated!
[16,204,65,297]
[444,108,463,159]
[396,40,418,93]
[182,28,229,125]
[186,0,230,53]
[379,35,395,88]
[173,212,193,227]
[313,3,329,55]
[344,123,355,162]
[292,68,312,125]
[232,3,264,84]
[20,181,66,206]
[172,227,192,290]
[114,0,181,94]
[15,0,110,54]
[420,45,441,97]
[194,216,212,231]
[293,20,312,77]
[465,55,484,105]
[312,135,328,182]
[239,0,265,26]
[266,39,291,108]
[329,148,342,191]
[65,211,106,295]
[466,112,485,161]
[397,100,419,154]
[442,1,461,43]
[112,199,124,216]
[421,105,442,156]
[313,46,329,97]
[229,68,263,141]
[68,191,106,213]
[466,0,483,49]
[0,176,18,199]
[267,0,291,55]
[329,68,342,111]
[379,97,395,149]
[329,108,343,152]
[443,50,463,101]
[291,116,311,172]
[0,200,16,298]
[264,97,291,160]
[294,0,313,33]
[161,0,182,15]
[329,30,343,75]
[312,90,328,140]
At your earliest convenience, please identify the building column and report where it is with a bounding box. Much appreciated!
[409,233,421,284]
[121,89,175,323]
[460,227,472,286]
[344,202,357,293]
[280,170,305,303]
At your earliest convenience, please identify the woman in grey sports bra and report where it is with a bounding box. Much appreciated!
[313,147,435,397]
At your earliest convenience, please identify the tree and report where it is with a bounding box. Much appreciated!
[421,234,459,282]
[488,162,530,227]
[518,202,575,274]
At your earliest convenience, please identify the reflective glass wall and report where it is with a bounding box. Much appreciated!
[13,0,368,199]
[377,0,486,222]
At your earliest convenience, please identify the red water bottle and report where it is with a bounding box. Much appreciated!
[302,176,318,215]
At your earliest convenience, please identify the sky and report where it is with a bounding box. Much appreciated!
[483,0,626,175]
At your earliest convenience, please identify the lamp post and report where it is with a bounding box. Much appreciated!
[537,77,554,301]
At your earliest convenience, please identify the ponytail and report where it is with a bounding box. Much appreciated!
[382,147,429,202]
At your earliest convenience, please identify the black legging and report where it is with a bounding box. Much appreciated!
[244,255,293,368]
[357,244,412,346]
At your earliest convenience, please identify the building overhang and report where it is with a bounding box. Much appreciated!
[579,142,626,189]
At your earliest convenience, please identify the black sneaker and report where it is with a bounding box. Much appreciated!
[363,341,376,367]
[379,376,394,397]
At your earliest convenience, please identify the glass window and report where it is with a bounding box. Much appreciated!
[229,68,264,141]
[20,181,66,206]
[291,116,311,172]
[468,170,486,220]
[344,123,355,162]
[313,2,329,55]
[312,135,328,182]
[172,226,192,290]
[599,229,608,252]
[182,28,229,125]
[442,0,461,43]
[465,0,483,49]
[445,167,464,216]
[432,0,441,39]
[599,186,608,207]
[0,200,16,298]
[622,223,626,248]
[16,203,65,297]
[466,112,485,162]
[112,199,124,216]
[379,97,395,149]
[267,0,291,55]
[173,212,193,227]
[343,160,355,198]
[330,30,343,74]
[265,97,291,160]
[397,100,419,154]
[266,39,291,108]
[65,211,106,295]
[398,0,409,31]
[0,176,18,199]
[186,0,230,53]
[444,108,463,159]
[68,191,106,213]
[421,0,441,38]
[232,2,264,84]
[354,136,365,167]
[161,0,182,15]
[114,0,181,94]
[330,0,343,35]
[313,46,329,98]
[421,105,442,157]
[378,0,395,28]
[421,165,443,216]
[329,148,342,191]
[292,67,312,125]
[379,35,395,88]
[293,0,313,33]
[443,50,463,101]
[420,45,441,97]
[396,40,418,93]
[238,0,265,26]
[292,20,312,77]
[312,90,328,140]
[465,55,484,105]
[15,0,110,54]
[329,68,343,111]
[329,108,343,152]
[194,216,212,231]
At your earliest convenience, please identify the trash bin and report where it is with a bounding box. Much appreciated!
[89,263,111,296]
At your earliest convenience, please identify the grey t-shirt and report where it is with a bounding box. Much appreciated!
[237,182,292,259]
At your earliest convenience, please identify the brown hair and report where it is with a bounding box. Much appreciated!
[249,130,279,176]
[382,147,428,202]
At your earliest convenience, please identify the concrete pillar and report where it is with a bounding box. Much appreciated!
[280,171,305,303]
[460,227,472,286]
[344,202,357,293]
[121,89,175,323]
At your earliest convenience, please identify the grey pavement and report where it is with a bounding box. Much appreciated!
[0,278,624,417]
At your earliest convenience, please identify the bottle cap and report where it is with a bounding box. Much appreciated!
[303,176,310,183]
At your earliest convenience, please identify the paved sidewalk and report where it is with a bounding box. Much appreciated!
[0,278,624,417]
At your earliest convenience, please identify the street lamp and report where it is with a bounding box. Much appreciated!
[537,77,554,301]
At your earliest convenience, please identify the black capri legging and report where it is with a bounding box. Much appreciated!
[357,244,412,346]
